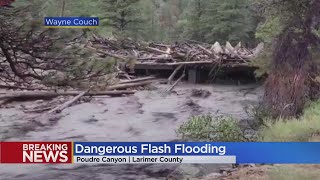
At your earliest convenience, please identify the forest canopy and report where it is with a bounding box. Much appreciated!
[7,0,261,45]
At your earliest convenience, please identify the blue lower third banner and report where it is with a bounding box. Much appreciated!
[44,17,99,28]
[73,142,320,164]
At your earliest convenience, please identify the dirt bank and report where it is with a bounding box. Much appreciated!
[0,82,262,179]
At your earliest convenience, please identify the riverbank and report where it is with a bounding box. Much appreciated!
[202,100,320,180]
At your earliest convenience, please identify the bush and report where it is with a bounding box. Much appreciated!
[177,114,248,142]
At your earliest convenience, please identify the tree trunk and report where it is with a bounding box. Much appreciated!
[60,0,66,16]
[262,0,320,118]
[263,24,317,118]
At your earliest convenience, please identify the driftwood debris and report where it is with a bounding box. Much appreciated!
[119,76,156,84]
[105,80,153,90]
[166,72,186,92]
[167,64,184,84]
[89,36,263,66]
[48,90,89,113]
[0,84,48,90]
[0,90,136,101]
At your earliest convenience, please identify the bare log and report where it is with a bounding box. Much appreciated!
[138,55,173,61]
[165,47,171,58]
[23,107,54,113]
[106,80,153,90]
[197,44,213,55]
[150,43,171,48]
[87,46,128,61]
[146,47,169,54]
[0,84,48,90]
[119,76,156,84]
[0,90,136,101]
[48,90,88,113]
[167,64,184,84]
[136,61,216,66]
[166,72,185,92]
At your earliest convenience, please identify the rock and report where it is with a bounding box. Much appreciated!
[219,167,236,173]
[80,97,92,102]
[222,171,228,176]
[239,164,256,168]
[185,99,197,106]
[202,172,222,179]
[34,100,44,104]
[144,164,176,176]
[191,89,211,98]
[167,164,203,179]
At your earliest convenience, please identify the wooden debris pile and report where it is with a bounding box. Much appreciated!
[0,76,156,114]
[89,35,264,64]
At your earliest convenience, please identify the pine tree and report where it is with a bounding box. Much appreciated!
[201,0,255,44]
[179,0,207,41]
[179,0,256,44]
[101,0,143,38]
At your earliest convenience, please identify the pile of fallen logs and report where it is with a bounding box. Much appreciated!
[0,76,156,113]
[88,34,264,65]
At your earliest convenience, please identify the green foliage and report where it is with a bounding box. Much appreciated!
[101,0,144,39]
[259,101,320,142]
[177,114,247,142]
[250,49,272,78]
[255,17,283,43]
[13,0,263,43]
[179,0,258,44]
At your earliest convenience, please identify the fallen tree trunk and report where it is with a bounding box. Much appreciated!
[197,44,213,55]
[0,84,48,90]
[106,80,153,90]
[87,46,129,61]
[137,61,215,66]
[23,107,54,113]
[119,76,156,84]
[0,90,136,101]
[146,47,170,54]
[48,90,89,113]
[166,72,185,92]
[167,64,184,84]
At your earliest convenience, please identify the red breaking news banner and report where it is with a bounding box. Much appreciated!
[0,142,72,163]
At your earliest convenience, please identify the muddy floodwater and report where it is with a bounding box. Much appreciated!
[0,82,262,180]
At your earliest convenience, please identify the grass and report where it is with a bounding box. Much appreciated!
[259,101,320,142]
[269,165,320,180]
[259,101,320,179]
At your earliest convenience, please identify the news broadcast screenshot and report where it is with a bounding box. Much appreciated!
[1,0,320,179]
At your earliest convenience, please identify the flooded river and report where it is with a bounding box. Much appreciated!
[0,82,262,179]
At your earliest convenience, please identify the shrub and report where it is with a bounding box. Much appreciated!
[177,114,248,142]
